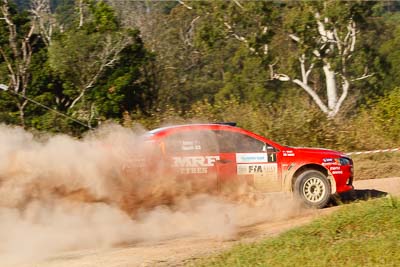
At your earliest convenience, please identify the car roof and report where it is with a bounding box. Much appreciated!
[148,123,235,135]
[147,123,284,149]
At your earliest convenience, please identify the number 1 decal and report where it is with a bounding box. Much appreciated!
[269,153,276,162]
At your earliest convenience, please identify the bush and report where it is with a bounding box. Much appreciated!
[350,87,400,149]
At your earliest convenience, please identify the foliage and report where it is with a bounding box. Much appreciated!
[379,14,400,90]
[90,30,155,121]
[0,0,399,149]
[351,87,400,149]
[0,0,46,126]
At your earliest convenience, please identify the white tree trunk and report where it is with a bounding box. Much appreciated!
[78,0,84,28]
[323,62,338,111]
[270,12,371,118]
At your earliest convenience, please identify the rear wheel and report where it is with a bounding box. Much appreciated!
[294,170,331,208]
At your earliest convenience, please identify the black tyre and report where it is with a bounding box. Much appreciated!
[294,170,331,208]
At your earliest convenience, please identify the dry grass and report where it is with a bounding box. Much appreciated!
[352,152,400,180]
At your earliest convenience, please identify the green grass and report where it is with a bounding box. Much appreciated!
[193,196,400,267]
[353,152,400,180]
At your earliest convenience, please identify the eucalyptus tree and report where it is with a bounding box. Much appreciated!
[270,1,379,117]
[182,0,381,118]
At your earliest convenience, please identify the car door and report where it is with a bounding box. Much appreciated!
[161,130,220,193]
[213,130,281,192]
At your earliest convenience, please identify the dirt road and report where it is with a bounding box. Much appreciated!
[9,177,400,267]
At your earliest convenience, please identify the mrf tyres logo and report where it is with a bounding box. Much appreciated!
[172,156,220,174]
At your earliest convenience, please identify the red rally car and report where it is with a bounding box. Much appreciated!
[145,123,354,208]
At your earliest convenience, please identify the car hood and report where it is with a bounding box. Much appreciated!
[288,147,347,157]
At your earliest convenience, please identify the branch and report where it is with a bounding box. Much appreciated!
[270,52,328,115]
[299,54,314,84]
[183,16,200,46]
[350,73,374,82]
[263,44,268,55]
[224,21,257,52]
[0,47,16,88]
[343,25,351,45]
[332,75,349,116]
[30,0,54,46]
[269,63,290,81]
[224,22,248,43]
[349,20,356,53]
[315,12,336,57]
[78,0,84,28]
[1,1,18,57]
[69,34,133,109]
[177,0,192,10]
[341,20,356,60]
[293,79,329,114]
[315,12,328,42]
[88,102,97,129]
[333,27,342,54]
[289,34,300,43]
[232,0,244,9]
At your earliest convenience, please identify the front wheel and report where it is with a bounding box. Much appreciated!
[294,170,331,208]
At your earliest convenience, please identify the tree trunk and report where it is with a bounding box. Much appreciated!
[323,62,338,112]
[18,103,26,127]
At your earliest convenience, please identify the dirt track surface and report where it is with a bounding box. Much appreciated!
[9,177,400,267]
[353,177,400,196]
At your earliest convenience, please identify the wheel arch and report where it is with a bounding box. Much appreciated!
[290,164,336,194]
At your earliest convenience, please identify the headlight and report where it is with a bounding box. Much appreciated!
[338,157,352,166]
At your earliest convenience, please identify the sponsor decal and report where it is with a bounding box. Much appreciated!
[329,166,343,174]
[173,156,220,167]
[181,140,201,151]
[179,167,208,174]
[236,153,274,163]
[237,163,278,176]
[283,150,295,157]
[323,158,335,163]
[237,163,279,189]
[172,156,220,174]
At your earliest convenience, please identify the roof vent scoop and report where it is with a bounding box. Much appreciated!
[214,122,237,127]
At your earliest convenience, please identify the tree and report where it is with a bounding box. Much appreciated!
[193,1,282,104]
[114,1,283,112]
[270,1,378,117]
[0,0,42,126]
[30,0,56,46]
[48,0,154,127]
[379,12,400,90]
[87,29,155,122]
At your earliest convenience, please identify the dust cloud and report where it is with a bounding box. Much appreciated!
[0,124,305,266]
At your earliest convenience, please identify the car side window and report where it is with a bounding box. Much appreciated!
[163,130,218,154]
[213,130,275,153]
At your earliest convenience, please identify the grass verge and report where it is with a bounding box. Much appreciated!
[193,196,400,267]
